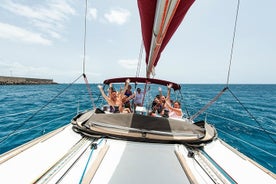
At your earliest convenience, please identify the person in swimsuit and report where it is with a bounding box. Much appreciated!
[123,85,133,111]
[98,85,120,112]
[98,79,131,113]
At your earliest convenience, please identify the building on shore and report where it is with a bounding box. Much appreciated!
[0,76,57,85]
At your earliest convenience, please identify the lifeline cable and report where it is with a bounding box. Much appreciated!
[217,127,276,158]
[206,111,276,135]
[0,74,83,144]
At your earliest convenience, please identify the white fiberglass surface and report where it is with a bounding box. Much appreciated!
[0,125,83,183]
[204,139,275,184]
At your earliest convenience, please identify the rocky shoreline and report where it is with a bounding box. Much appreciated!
[0,76,57,85]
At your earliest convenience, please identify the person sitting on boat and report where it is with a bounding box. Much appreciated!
[154,84,171,116]
[162,84,183,118]
[151,95,164,114]
[118,88,132,113]
[98,85,119,113]
[164,100,183,119]
[157,87,166,107]
[122,84,133,111]
[98,79,131,113]
[133,88,143,110]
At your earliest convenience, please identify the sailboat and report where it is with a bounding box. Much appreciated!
[0,0,275,183]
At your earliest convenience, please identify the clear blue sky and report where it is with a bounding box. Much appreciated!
[0,0,275,84]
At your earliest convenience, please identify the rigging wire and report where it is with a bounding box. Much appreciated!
[178,90,191,118]
[190,87,228,121]
[189,1,241,121]
[227,88,276,144]
[0,74,83,144]
[217,127,276,158]
[224,0,275,144]
[83,74,96,109]
[226,0,239,85]
[0,109,36,118]
[136,41,144,77]
[82,0,88,74]
[189,0,274,144]
[4,112,76,138]
[206,112,276,136]
[0,0,93,145]
[0,97,87,119]
[81,0,96,109]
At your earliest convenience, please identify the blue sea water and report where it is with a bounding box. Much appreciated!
[0,84,275,173]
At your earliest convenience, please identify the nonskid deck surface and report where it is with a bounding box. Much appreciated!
[203,139,276,184]
[0,125,85,183]
[0,124,275,184]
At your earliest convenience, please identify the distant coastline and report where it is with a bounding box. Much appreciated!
[0,76,57,85]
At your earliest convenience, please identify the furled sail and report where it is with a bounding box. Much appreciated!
[137,0,195,78]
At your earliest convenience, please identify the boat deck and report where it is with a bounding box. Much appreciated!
[0,124,275,184]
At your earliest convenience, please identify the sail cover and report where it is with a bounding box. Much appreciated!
[137,0,195,77]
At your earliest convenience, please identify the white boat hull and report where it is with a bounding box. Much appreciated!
[0,123,275,184]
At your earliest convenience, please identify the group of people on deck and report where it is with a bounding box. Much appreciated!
[150,84,183,119]
[97,79,142,113]
[98,79,183,119]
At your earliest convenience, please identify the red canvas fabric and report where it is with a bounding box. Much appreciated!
[137,0,195,67]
